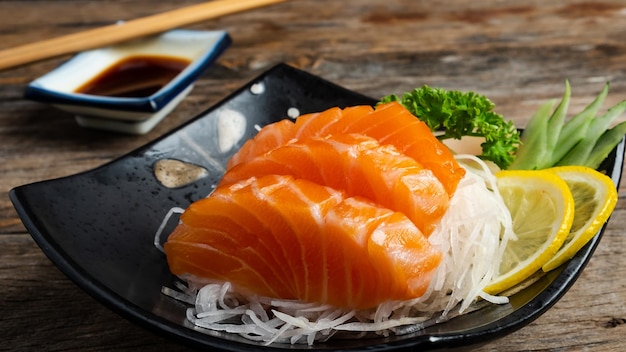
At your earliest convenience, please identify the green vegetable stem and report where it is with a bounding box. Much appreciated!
[379,85,520,169]
[510,82,626,170]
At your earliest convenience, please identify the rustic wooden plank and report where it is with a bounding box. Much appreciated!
[0,235,188,351]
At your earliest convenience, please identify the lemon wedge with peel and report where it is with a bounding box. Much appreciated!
[541,166,618,272]
[484,170,575,295]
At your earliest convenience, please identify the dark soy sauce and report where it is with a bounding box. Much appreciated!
[75,55,191,98]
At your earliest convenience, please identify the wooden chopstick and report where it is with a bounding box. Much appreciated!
[0,0,287,71]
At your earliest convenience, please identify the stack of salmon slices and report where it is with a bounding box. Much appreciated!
[164,102,466,310]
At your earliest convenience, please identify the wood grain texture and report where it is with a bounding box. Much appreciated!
[0,0,289,70]
[1,0,626,351]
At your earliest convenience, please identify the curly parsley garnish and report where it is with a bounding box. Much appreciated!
[379,85,520,169]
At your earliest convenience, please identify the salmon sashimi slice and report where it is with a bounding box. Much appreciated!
[293,105,374,140]
[219,133,449,235]
[226,118,297,169]
[225,102,465,195]
[164,174,442,310]
[362,104,463,196]
[295,102,465,195]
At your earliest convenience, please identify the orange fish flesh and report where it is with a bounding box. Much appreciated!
[220,133,449,236]
[165,102,462,309]
[227,102,465,195]
[165,175,442,310]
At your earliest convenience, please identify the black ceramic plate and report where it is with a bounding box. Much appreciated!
[10,63,625,351]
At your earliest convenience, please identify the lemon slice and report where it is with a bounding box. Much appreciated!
[484,170,575,295]
[541,166,618,272]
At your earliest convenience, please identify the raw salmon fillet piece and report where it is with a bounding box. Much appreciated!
[219,133,449,236]
[226,102,465,195]
[164,103,463,309]
[164,175,442,310]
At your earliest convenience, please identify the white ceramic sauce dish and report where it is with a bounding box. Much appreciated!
[25,29,231,134]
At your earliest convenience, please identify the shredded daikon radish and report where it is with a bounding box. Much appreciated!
[159,154,515,345]
[419,154,515,315]
[153,206,184,253]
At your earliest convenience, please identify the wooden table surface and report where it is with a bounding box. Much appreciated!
[1,0,626,351]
